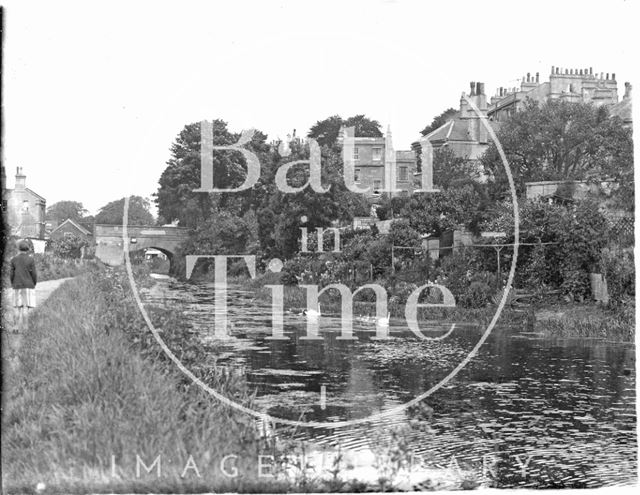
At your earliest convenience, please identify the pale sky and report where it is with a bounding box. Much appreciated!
[2,0,638,215]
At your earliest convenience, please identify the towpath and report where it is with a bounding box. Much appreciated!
[3,278,74,361]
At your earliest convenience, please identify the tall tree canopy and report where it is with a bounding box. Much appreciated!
[154,120,271,228]
[481,100,634,206]
[46,201,88,224]
[257,140,369,258]
[95,196,154,225]
[308,114,383,147]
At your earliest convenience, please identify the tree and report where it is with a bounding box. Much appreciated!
[46,201,87,224]
[394,183,491,237]
[481,100,634,206]
[258,140,369,259]
[420,107,457,136]
[95,196,154,225]
[432,147,480,189]
[308,114,383,147]
[155,120,271,228]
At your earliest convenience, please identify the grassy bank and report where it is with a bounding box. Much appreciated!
[536,301,635,342]
[2,266,299,493]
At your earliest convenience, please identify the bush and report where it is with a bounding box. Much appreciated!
[432,250,497,308]
[47,234,89,259]
[602,248,635,308]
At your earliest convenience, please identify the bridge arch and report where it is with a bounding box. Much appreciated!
[94,224,190,271]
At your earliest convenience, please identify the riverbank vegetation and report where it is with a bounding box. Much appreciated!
[2,252,91,288]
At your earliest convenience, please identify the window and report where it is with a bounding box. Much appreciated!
[372,147,382,161]
[22,200,29,212]
[355,168,361,182]
[353,147,359,160]
[64,232,73,240]
[399,166,408,181]
[373,180,382,191]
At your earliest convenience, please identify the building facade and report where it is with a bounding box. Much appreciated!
[2,167,47,240]
[488,66,622,122]
[343,129,418,199]
[418,81,498,184]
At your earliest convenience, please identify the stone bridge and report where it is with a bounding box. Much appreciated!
[94,224,190,267]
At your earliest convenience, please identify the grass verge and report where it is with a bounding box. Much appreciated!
[1,266,317,493]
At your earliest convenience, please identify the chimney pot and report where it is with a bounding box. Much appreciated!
[477,82,485,95]
[470,81,476,96]
[536,72,539,83]
[551,65,555,75]
[589,67,593,75]
[15,167,26,190]
[612,73,616,81]
[606,73,609,80]
[527,72,530,82]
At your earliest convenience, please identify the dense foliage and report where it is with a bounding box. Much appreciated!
[47,233,90,259]
[46,200,89,224]
[482,100,634,209]
[94,195,155,225]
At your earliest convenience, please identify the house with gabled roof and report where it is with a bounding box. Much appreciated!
[50,218,93,243]
[416,81,499,184]
[2,167,47,241]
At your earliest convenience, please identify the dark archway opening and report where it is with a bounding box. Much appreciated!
[131,246,174,275]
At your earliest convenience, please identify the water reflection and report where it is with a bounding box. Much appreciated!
[142,279,636,487]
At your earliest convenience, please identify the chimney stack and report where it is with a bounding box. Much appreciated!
[15,167,26,190]
[476,82,485,95]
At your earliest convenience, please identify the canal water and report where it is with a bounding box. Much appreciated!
[142,278,636,487]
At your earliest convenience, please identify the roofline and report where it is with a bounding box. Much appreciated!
[422,120,455,141]
[25,188,46,201]
[51,218,92,235]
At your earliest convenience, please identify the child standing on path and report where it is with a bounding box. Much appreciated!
[10,240,38,333]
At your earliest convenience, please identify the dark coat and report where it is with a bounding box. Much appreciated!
[10,252,38,289]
